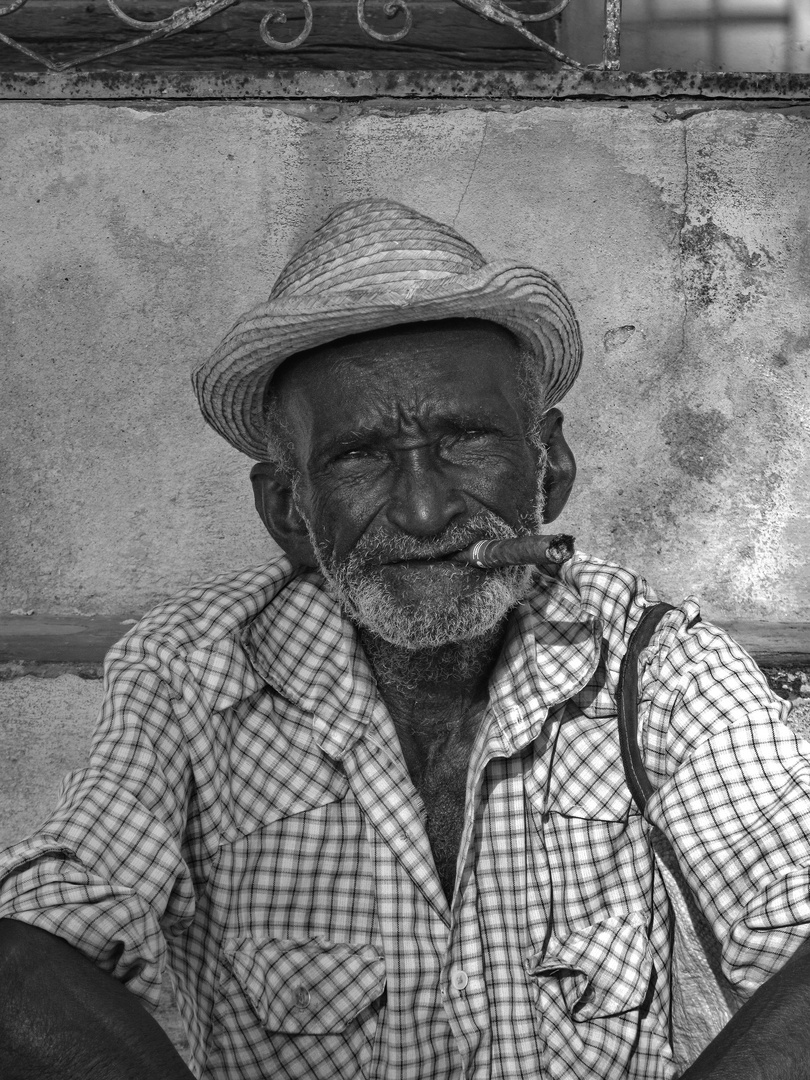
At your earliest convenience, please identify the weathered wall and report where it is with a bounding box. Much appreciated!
[1,101,808,622]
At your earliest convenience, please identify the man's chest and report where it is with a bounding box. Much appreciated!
[391,713,482,903]
[198,713,664,1080]
[205,696,642,936]
[415,743,471,903]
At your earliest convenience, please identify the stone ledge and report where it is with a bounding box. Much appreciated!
[1,69,810,102]
[717,622,810,668]
[1,614,808,678]
[0,615,138,667]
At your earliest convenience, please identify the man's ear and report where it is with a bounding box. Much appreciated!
[250,462,318,568]
[537,408,576,523]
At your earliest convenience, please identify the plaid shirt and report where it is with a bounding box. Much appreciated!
[1,554,809,1080]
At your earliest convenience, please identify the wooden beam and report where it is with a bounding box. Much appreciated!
[0,0,560,72]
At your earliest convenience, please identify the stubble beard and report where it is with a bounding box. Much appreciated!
[297,467,547,652]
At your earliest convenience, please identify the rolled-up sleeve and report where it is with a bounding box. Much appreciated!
[0,653,197,1009]
[638,602,810,998]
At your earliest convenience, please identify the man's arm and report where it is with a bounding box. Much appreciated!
[630,606,810,1079]
[681,935,810,1080]
[0,919,194,1080]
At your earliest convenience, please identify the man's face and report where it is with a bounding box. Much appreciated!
[274,319,545,648]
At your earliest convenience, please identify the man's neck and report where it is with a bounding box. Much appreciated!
[359,624,507,739]
[360,622,509,907]
[360,624,508,903]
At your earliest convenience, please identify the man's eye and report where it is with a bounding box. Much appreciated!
[337,447,379,462]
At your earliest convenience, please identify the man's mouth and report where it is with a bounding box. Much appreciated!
[344,516,519,573]
[379,548,484,570]
[391,550,457,562]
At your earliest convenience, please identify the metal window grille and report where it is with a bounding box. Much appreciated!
[1,0,808,73]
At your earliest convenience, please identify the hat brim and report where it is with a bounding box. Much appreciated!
[193,262,582,461]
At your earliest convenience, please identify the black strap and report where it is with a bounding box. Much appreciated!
[617,602,676,815]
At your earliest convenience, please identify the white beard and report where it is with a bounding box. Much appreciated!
[296,451,547,650]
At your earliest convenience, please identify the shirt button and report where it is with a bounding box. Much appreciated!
[293,983,311,1010]
[450,967,469,991]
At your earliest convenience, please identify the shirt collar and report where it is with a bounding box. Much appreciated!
[241,569,381,760]
[486,562,603,755]
[223,556,602,762]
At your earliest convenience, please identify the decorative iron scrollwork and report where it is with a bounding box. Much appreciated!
[452,0,580,66]
[0,0,612,72]
[357,0,413,43]
[260,0,314,50]
[521,0,573,22]
[0,0,238,70]
[0,0,27,17]
[103,0,178,32]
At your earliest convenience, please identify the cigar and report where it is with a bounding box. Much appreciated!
[450,534,575,573]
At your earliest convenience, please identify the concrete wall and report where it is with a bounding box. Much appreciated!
[1,100,809,623]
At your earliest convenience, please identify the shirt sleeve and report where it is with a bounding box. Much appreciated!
[637,600,810,998]
[0,647,198,1009]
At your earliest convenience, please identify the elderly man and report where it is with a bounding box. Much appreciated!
[1,199,809,1080]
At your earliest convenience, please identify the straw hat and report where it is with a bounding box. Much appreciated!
[193,198,582,460]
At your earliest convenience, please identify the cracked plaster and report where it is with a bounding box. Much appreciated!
[452,114,489,229]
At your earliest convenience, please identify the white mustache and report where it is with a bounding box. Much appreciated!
[343,513,518,570]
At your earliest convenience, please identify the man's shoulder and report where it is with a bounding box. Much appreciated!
[109,557,299,665]
[557,551,660,640]
[559,552,768,698]
[549,551,709,672]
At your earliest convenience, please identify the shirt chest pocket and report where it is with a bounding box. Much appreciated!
[210,935,387,1079]
[220,936,387,1035]
[525,912,653,1021]
[527,714,655,924]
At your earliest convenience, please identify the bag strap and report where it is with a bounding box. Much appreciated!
[616,601,742,1049]
[617,601,676,814]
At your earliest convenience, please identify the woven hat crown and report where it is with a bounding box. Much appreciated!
[270,199,486,299]
[194,198,582,460]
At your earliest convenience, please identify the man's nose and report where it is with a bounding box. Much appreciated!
[385,447,467,536]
